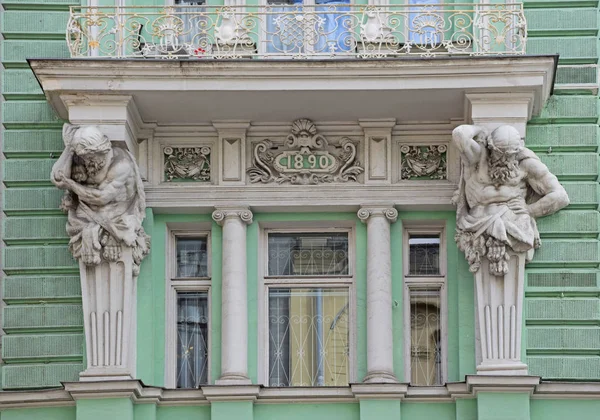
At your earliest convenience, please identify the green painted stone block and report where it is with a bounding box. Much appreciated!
[2,0,80,4]
[477,393,529,420]
[528,356,600,379]
[4,216,68,240]
[0,406,76,420]
[2,11,69,35]
[531,399,600,420]
[527,37,598,61]
[401,402,453,419]
[3,130,64,153]
[2,362,82,389]
[533,240,599,264]
[527,298,600,321]
[3,245,76,270]
[3,159,56,183]
[527,326,600,349]
[4,187,64,211]
[541,153,599,179]
[3,304,83,330]
[534,96,598,122]
[525,8,597,32]
[2,69,43,96]
[77,398,134,420]
[526,271,599,289]
[556,66,598,85]
[2,40,69,64]
[2,101,61,125]
[3,276,81,300]
[156,406,211,420]
[536,210,599,235]
[253,403,360,420]
[561,182,598,207]
[2,333,84,360]
[526,124,598,149]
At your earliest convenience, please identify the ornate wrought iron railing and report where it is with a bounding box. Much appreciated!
[67,3,526,59]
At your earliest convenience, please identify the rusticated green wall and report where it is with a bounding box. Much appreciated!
[1,0,85,389]
[1,0,599,391]
[523,0,600,380]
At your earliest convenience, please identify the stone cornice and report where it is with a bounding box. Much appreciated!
[3,378,600,408]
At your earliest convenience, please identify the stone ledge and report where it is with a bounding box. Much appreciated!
[2,378,600,408]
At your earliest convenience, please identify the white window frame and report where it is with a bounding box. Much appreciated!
[165,227,212,389]
[402,221,448,386]
[257,222,357,387]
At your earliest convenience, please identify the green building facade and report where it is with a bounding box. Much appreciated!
[1,0,600,419]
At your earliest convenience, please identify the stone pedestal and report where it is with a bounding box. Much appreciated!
[79,248,137,380]
[475,252,527,375]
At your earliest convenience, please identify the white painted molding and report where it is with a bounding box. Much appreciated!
[465,92,535,137]
[213,120,250,185]
[30,57,556,125]
[359,119,395,184]
[7,379,600,408]
[145,183,458,213]
[59,94,150,158]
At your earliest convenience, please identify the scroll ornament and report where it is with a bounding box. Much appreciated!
[247,119,364,185]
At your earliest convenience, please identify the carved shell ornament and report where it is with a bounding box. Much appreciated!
[247,119,364,185]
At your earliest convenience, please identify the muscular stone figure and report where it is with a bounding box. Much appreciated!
[452,124,569,276]
[51,124,150,274]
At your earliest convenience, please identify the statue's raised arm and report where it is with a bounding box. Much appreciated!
[452,124,487,165]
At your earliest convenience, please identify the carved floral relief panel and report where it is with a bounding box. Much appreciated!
[164,146,212,182]
[247,119,364,185]
[400,145,448,180]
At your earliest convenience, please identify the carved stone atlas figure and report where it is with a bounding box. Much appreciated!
[51,124,150,275]
[452,124,569,276]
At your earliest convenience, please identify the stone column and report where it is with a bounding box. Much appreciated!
[212,207,253,385]
[357,206,398,383]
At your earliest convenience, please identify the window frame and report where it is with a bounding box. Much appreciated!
[165,228,212,389]
[402,221,448,386]
[258,224,357,387]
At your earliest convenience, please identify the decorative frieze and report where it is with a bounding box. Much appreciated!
[400,145,447,180]
[247,119,364,185]
[164,146,211,182]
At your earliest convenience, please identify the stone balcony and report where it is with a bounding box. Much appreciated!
[67,2,527,60]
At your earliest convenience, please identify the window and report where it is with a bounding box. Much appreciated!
[408,0,442,46]
[166,231,211,388]
[403,223,446,386]
[263,230,353,387]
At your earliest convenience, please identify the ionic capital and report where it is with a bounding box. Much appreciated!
[212,207,253,226]
[357,207,398,223]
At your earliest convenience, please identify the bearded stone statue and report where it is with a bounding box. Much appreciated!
[452,124,569,277]
[51,124,150,275]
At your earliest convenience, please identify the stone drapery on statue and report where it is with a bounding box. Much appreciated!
[452,124,569,276]
[51,124,150,275]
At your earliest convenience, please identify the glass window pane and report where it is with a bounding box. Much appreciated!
[408,234,440,276]
[176,292,209,388]
[268,233,349,276]
[410,289,442,386]
[176,237,208,278]
[268,288,349,387]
